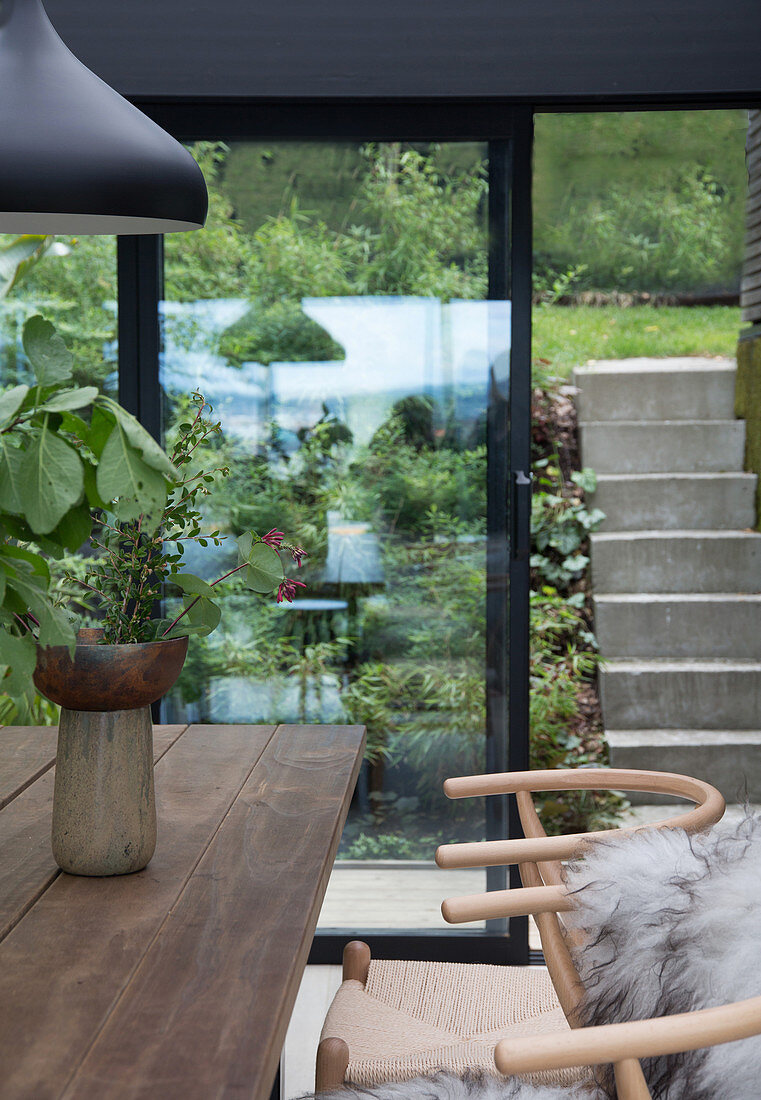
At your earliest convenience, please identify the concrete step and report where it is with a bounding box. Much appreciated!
[594,594,761,658]
[606,729,761,802]
[591,472,757,531]
[590,530,761,593]
[599,658,761,730]
[579,420,746,474]
[574,358,737,422]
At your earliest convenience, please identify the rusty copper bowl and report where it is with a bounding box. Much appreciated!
[34,628,189,712]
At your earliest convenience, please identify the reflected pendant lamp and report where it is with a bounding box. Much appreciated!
[0,0,208,234]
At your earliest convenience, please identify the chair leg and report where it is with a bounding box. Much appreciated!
[342,940,371,984]
[315,1037,350,1093]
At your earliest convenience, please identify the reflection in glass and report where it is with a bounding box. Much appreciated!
[0,234,118,395]
[160,142,506,928]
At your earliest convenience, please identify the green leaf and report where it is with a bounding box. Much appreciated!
[59,410,90,440]
[0,627,37,699]
[38,386,98,414]
[18,421,84,534]
[172,572,215,598]
[571,468,598,494]
[0,543,50,582]
[22,315,73,386]
[242,541,284,594]
[0,384,30,427]
[83,463,107,510]
[165,595,222,638]
[88,405,116,459]
[49,499,93,551]
[0,236,53,300]
[96,422,168,531]
[237,531,254,565]
[96,397,176,478]
[0,436,26,515]
[36,602,76,653]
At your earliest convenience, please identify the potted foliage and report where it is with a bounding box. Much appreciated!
[0,313,305,876]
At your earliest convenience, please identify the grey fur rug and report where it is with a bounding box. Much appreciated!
[311,1071,595,1100]
[563,810,761,1099]
[309,812,761,1100]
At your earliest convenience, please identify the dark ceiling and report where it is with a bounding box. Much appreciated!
[43,0,761,104]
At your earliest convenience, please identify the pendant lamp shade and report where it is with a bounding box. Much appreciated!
[0,0,208,234]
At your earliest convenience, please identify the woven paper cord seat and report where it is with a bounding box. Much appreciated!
[320,959,592,1088]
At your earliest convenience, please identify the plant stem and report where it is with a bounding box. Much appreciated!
[160,561,250,637]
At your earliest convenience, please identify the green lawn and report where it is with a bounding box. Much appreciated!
[532,305,742,383]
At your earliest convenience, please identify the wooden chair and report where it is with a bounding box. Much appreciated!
[315,767,755,1098]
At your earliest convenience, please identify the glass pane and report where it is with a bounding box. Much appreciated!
[0,234,118,395]
[531,110,749,896]
[160,141,508,930]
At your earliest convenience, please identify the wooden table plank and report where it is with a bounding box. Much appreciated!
[63,724,366,1100]
[0,726,189,943]
[0,726,59,809]
[0,725,276,1099]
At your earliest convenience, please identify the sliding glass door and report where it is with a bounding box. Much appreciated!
[116,106,532,963]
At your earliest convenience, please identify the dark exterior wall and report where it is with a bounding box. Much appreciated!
[44,0,761,104]
[742,111,761,324]
[736,112,761,526]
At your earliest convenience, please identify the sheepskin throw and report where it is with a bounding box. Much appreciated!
[563,811,761,1099]
[312,1070,593,1100]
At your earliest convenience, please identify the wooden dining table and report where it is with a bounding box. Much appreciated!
[0,721,365,1100]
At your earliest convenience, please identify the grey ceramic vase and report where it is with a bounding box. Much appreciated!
[52,705,157,876]
[34,629,188,877]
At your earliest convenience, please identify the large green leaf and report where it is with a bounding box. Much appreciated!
[0,436,26,515]
[0,384,29,428]
[38,386,98,414]
[96,422,168,530]
[0,627,37,699]
[240,539,283,594]
[22,315,72,386]
[96,396,176,479]
[18,421,84,534]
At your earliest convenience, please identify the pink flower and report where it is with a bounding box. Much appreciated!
[290,545,307,568]
[262,528,284,548]
[277,578,307,603]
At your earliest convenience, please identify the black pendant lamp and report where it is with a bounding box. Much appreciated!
[0,0,208,234]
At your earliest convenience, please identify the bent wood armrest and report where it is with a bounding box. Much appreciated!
[494,995,761,1076]
[436,768,724,870]
[442,883,571,923]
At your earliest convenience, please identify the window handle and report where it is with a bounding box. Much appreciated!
[512,470,532,562]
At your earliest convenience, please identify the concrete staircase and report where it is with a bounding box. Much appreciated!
[574,357,761,801]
